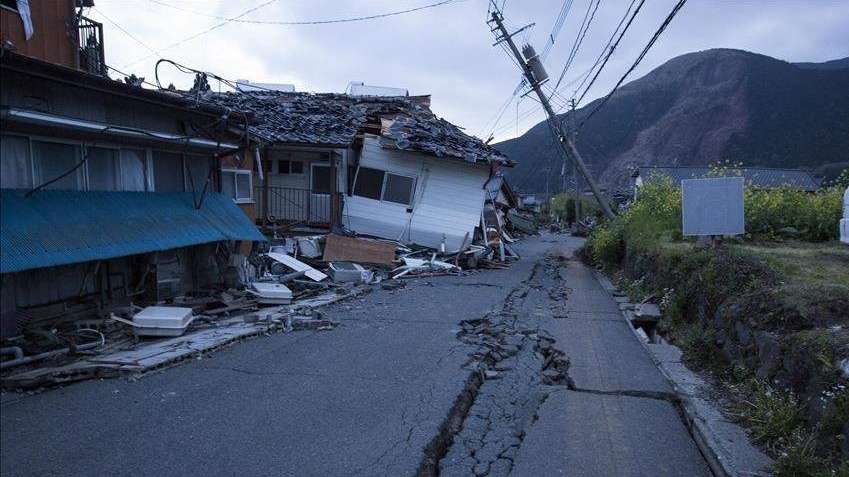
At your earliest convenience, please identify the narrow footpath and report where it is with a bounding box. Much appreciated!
[0,234,710,476]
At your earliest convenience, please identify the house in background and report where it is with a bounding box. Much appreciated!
[634,166,822,192]
[517,194,545,213]
[0,2,263,340]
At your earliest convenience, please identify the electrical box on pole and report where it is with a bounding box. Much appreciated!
[521,45,549,85]
[488,4,616,221]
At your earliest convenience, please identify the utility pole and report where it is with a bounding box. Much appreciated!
[569,98,581,224]
[489,6,615,220]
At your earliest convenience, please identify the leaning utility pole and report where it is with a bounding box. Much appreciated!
[489,7,615,220]
[569,98,581,223]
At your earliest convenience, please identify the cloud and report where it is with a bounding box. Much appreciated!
[91,0,849,141]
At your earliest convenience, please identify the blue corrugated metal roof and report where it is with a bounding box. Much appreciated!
[639,166,821,191]
[1,190,265,274]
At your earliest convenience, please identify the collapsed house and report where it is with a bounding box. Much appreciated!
[0,35,263,343]
[208,91,515,251]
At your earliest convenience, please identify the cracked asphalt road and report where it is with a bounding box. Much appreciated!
[0,233,710,476]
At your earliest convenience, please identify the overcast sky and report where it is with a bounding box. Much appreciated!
[90,0,849,142]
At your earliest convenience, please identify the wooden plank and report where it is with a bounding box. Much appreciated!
[322,234,396,264]
[267,252,328,282]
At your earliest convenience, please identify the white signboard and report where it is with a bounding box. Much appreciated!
[682,177,745,236]
[841,187,848,244]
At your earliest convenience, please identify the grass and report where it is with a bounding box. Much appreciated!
[737,242,849,290]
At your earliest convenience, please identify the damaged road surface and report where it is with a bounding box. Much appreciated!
[0,234,710,476]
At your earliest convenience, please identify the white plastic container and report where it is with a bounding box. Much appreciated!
[251,282,293,304]
[328,262,366,282]
[131,306,195,337]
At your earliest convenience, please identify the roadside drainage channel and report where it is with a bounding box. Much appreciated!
[417,256,572,477]
[592,269,773,477]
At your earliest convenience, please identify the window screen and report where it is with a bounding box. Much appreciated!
[32,141,82,190]
[311,165,332,194]
[120,149,147,191]
[87,147,120,191]
[383,173,414,205]
[153,151,184,192]
[0,134,32,189]
[291,161,304,174]
[353,167,384,200]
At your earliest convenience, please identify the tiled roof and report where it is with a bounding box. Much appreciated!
[638,166,821,191]
[208,91,510,165]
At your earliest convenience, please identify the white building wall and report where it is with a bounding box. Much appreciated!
[343,136,489,250]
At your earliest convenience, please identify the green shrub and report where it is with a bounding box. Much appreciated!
[586,220,625,268]
[549,192,605,224]
[745,186,843,242]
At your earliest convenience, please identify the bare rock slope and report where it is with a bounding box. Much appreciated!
[495,49,849,189]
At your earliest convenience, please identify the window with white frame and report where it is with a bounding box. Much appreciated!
[352,166,415,205]
[221,168,253,203]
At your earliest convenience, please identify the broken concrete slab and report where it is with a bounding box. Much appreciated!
[542,318,673,394]
[636,303,662,319]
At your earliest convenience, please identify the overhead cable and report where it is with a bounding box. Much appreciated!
[571,0,637,102]
[145,0,458,25]
[579,0,688,128]
[574,0,646,106]
[549,0,602,95]
[541,0,575,62]
[122,0,279,69]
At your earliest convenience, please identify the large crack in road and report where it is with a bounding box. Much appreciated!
[416,254,573,477]
[418,247,711,477]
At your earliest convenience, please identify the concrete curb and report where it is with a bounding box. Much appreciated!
[591,269,773,477]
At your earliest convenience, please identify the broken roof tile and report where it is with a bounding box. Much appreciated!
[207,91,511,165]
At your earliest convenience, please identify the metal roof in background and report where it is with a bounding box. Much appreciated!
[1,190,265,274]
[638,166,822,191]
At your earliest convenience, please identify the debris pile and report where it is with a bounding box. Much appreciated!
[1,226,531,386]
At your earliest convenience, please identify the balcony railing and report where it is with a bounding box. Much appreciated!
[78,16,106,76]
[254,185,332,227]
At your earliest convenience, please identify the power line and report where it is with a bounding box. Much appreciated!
[571,0,637,103]
[479,78,525,139]
[145,0,458,25]
[549,0,602,95]
[121,0,279,69]
[541,0,575,62]
[575,0,646,106]
[580,0,688,128]
[90,7,160,58]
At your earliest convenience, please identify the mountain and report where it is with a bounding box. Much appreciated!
[494,49,849,191]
